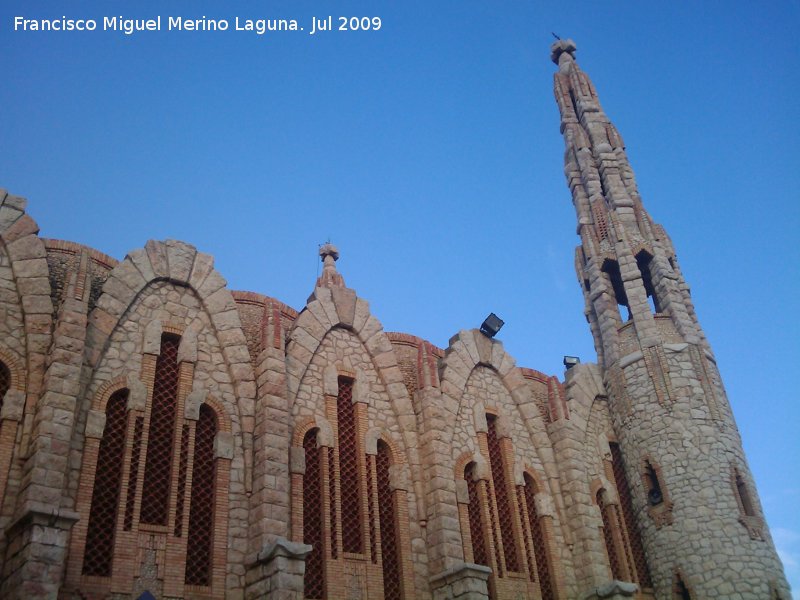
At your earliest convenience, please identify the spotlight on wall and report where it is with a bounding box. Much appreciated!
[480,313,504,338]
[563,356,580,370]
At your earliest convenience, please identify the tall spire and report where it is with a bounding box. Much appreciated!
[552,39,704,368]
[553,41,790,599]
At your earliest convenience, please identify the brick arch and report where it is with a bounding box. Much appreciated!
[85,239,256,428]
[200,393,232,434]
[0,350,24,392]
[365,428,407,466]
[91,375,129,412]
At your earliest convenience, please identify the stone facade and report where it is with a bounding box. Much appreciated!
[0,41,790,599]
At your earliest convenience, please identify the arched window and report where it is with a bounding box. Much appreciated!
[734,468,756,517]
[609,442,652,588]
[597,488,623,581]
[185,405,218,586]
[336,376,363,554]
[522,474,555,600]
[73,330,229,595]
[377,440,401,600]
[141,333,180,525]
[673,572,692,599]
[303,429,324,599]
[486,415,520,572]
[82,388,129,576]
[465,462,489,567]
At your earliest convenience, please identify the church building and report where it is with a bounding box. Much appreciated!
[0,40,790,599]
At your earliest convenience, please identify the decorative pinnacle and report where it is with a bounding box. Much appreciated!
[319,242,339,265]
[550,38,577,67]
[316,242,345,288]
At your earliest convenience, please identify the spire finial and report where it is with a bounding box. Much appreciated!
[316,242,345,288]
[550,38,577,69]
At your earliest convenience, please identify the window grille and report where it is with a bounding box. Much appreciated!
[597,489,622,580]
[83,389,129,576]
[303,430,325,599]
[524,475,554,600]
[185,405,217,586]
[377,442,401,600]
[174,424,190,537]
[465,462,488,567]
[487,416,520,572]
[610,443,652,587]
[328,447,338,559]
[368,457,378,564]
[141,334,180,525]
[337,377,363,553]
[123,416,144,531]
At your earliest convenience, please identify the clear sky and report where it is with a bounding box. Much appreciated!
[3,0,799,595]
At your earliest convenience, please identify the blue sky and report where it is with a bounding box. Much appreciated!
[2,0,799,594]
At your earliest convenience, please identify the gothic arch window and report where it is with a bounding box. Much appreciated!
[82,388,129,576]
[302,428,325,599]
[292,374,415,599]
[486,414,521,572]
[521,473,555,600]
[609,442,652,589]
[185,404,218,586]
[641,456,673,527]
[601,259,631,321]
[457,410,563,599]
[70,331,231,595]
[596,488,624,581]
[464,461,489,568]
[731,464,764,540]
[141,332,181,525]
[673,571,692,599]
[635,251,661,314]
[733,467,755,517]
[376,440,401,600]
[336,376,363,553]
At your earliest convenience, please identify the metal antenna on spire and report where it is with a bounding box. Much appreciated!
[552,32,561,40]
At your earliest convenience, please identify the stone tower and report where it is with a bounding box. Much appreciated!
[552,39,790,598]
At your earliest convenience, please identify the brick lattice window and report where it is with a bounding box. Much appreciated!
[123,416,144,531]
[0,361,9,410]
[328,446,338,559]
[524,474,554,600]
[487,415,520,572]
[597,489,622,580]
[377,441,401,600]
[82,388,129,576]
[337,377,363,554]
[610,443,652,587]
[303,429,325,599]
[174,424,190,537]
[141,333,181,525]
[465,462,488,567]
[185,405,218,586]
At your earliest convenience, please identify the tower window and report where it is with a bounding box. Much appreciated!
[0,361,10,409]
[734,469,756,517]
[636,251,662,314]
[337,376,363,553]
[486,415,520,572]
[465,462,489,567]
[644,460,664,506]
[601,259,631,320]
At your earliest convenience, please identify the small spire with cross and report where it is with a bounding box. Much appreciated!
[316,242,346,288]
